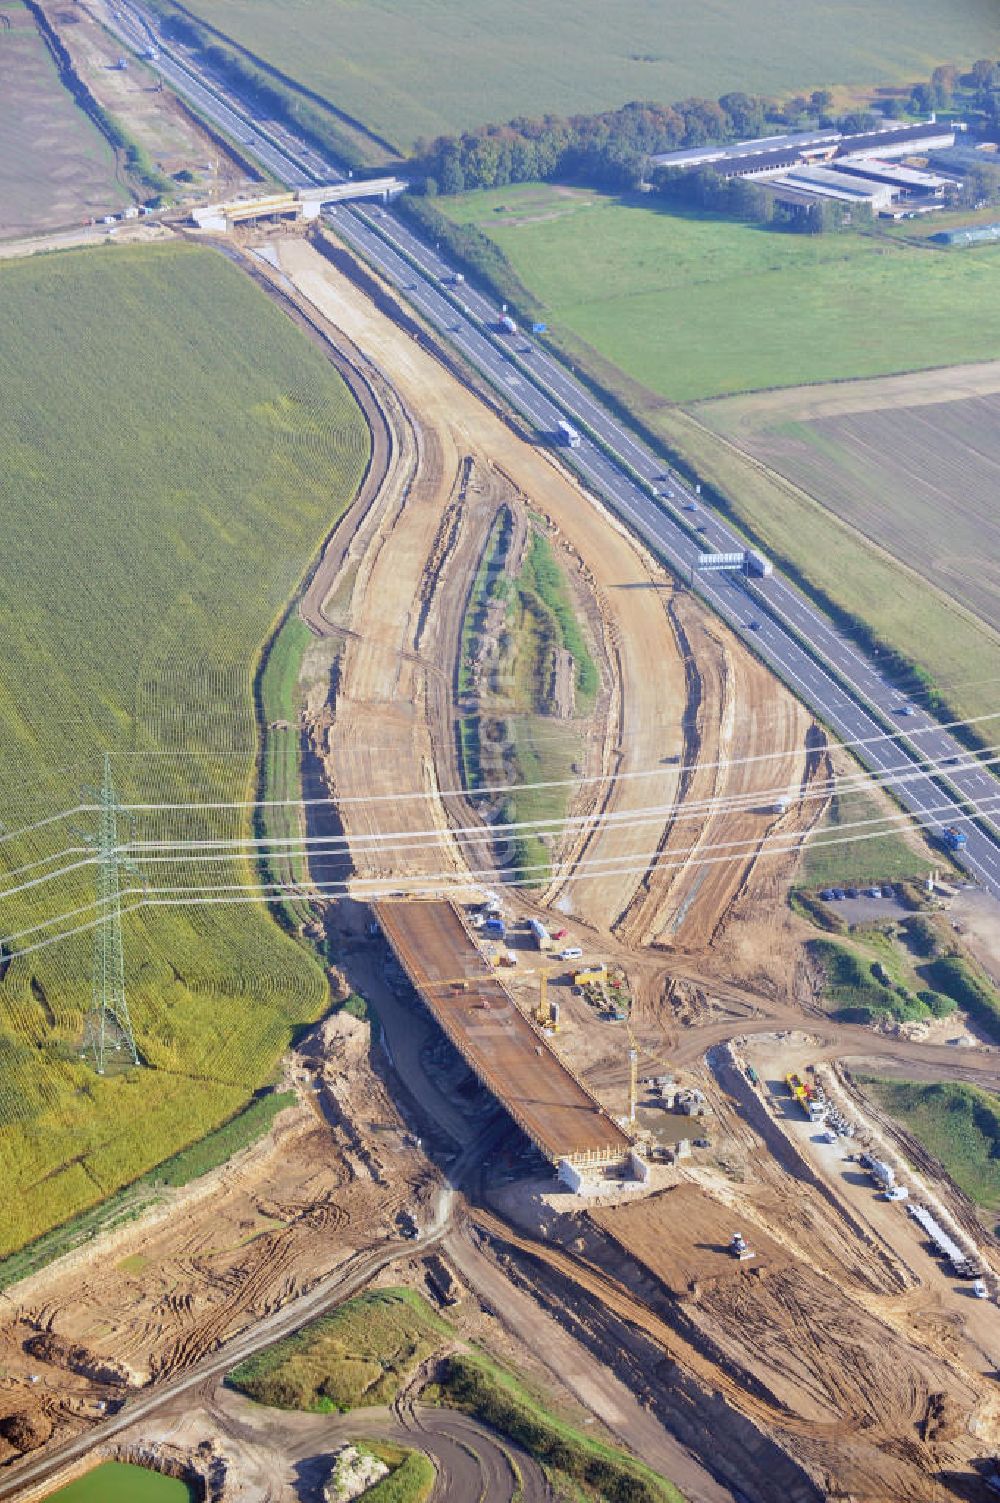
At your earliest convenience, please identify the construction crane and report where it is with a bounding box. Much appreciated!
[534,960,563,1029]
[624,1013,639,1126]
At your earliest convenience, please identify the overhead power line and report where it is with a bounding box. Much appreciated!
[0,709,996,851]
[3,788,994,964]
[0,739,995,909]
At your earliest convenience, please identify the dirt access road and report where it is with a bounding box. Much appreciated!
[110,1381,553,1503]
[0,1012,437,1474]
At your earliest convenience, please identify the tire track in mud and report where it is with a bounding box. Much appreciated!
[689,724,833,957]
[617,599,753,951]
[536,612,627,913]
[154,1225,301,1378]
[465,1212,826,1503]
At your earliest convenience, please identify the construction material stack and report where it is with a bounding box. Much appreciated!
[786,1071,827,1121]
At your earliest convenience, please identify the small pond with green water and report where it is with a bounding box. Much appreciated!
[46,1461,196,1501]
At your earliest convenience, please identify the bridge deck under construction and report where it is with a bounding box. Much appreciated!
[375,900,631,1166]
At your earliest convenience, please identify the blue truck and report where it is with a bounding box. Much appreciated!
[940,825,968,851]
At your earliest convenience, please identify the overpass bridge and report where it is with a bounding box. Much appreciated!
[192,176,407,232]
[375,900,633,1171]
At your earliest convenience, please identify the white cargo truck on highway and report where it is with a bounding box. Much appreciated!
[498,314,518,334]
[743,549,773,578]
[556,419,581,449]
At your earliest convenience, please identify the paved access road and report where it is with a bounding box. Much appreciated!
[107,0,1000,897]
[106,0,314,184]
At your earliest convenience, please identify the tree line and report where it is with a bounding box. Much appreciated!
[910,58,1000,125]
[415,90,856,196]
[415,58,1000,205]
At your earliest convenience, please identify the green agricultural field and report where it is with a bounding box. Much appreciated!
[163,0,995,155]
[440,186,1000,731]
[0,242,369,1257]
[0,0,124,238]
[859,1077,1000,1211]
[654,405,1000,731]
[700,373,1000,639]
[441,188,1000,403]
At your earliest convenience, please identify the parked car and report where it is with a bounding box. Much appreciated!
[560,946,583,960]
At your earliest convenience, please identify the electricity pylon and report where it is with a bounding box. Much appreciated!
[81,754,139,1074]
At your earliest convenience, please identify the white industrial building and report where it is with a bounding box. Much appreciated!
[654,118,962,217]
[834,157,954,194]
[774,163,897,211]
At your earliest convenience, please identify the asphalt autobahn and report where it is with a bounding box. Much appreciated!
[106,0,1000,899]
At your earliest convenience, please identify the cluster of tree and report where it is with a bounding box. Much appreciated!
[415,89,854,196]
[413,78,962,200]
[910,58,1000,124]
[949,159,1000,209]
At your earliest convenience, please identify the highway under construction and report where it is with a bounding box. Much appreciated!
[375,899,633,1168]
[3,7,1000,1497]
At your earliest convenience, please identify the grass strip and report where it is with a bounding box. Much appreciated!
[0,1184,162,1293]
[800,791,934,890]
[522,531,598,707]
[146,1088,295,1186]
[859,1076,1000,1211]
[922,955,1000,1041]
[361,1445,435,1503]
[228,1288,452,1411]
[255,614,314,930]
